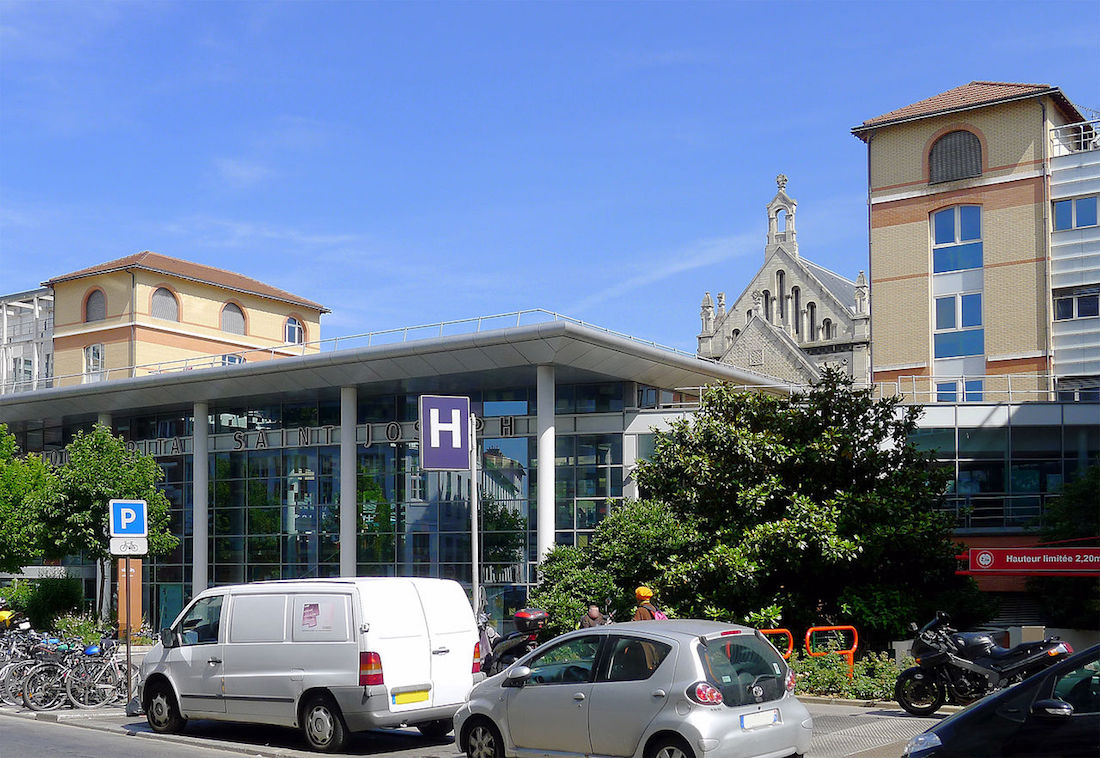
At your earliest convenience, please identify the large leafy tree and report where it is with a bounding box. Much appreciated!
[0,424,56,572]
[532,369,992,646]
[39,424,178,562]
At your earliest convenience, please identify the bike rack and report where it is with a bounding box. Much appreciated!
[760,628,794,659]
[805,625,858,678]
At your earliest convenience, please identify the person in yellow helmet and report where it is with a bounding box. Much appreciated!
[632,586,665,621]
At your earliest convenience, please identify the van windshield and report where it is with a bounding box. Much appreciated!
[698,634,785,707]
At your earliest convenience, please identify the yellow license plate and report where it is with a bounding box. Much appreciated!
[392,690,429,705]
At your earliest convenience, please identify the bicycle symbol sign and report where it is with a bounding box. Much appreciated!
[109,536,148,556]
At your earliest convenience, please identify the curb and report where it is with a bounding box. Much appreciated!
[797,695,963,714]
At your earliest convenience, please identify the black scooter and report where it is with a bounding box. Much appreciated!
[894,611,1074,715]
[482,608,549,676]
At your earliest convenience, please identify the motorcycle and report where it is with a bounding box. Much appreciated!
[482,608,549,676]
[894,611,1074,716]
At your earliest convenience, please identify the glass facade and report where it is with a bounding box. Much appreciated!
[911,422,1099,532]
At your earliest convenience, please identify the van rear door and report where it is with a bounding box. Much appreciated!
[414,579,477,707]
[358,580,433,710]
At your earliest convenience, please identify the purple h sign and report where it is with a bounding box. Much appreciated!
[419,395,471,470]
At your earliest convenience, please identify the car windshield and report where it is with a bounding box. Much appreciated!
[698,634,786,706]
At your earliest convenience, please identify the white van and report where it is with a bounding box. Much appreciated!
[138,577,483,752]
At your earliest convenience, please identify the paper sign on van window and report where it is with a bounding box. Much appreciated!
[301,601,336,631]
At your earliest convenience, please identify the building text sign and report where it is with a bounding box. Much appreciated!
[419,395,471,470]
[967,547,1100,575]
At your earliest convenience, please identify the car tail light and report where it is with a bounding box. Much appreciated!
[687,682,724,705]
[359,651,383,686]
[472,642,481,673]
[785,668,796,694]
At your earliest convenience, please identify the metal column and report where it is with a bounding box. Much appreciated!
[340,386,357,577]
[192,402,208,594]
[536,365,556,560]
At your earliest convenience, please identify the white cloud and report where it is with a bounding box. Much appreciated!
[212,158,277,189]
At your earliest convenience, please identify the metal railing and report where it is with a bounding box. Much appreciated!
[2,309,717,395]
[1050,119,1100,158]
[938,494,1057,532]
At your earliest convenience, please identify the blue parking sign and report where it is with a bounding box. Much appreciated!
[109,499,148,538]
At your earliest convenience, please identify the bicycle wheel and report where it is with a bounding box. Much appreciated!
[111,660,140,706]
[0,660,37,707]
[66,660,111,708]
[22,663,68,711]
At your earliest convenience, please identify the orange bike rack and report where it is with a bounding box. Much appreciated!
[759,628,794,659]
[804,625,858,678]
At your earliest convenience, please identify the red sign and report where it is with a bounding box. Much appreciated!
[967,548,1100,575]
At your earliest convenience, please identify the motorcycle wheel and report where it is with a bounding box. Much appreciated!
[894,667,945,716]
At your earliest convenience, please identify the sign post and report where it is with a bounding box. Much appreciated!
[109,499,148,709]
[419,396,478,604]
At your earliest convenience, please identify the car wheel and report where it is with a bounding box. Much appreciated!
[894,667,945,717]
[465,718,504,758]
[417,718,453,740]
[646,735,696,758]
[301,693,348,753]
[145,682,187,734]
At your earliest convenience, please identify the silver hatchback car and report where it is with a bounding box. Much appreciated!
[454,620,812,758]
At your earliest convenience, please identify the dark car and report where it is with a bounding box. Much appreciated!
[903,643,1100,758]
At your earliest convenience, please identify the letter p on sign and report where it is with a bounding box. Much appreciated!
[109,499,149,538]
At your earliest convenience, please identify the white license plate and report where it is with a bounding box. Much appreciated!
[741,708,780,730]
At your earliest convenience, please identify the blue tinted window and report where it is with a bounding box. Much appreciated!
[1077,197,1097,228]
[1079,295,1099,318]
[935,297,956,330]
[936,382,958,403]
[1054,298,1074,320]
[964,380,984,402]
[961,293,982,327]
[934,329,984,359]
[933,241,983,273]
[1054,200,1073,231]
[934,210,955,244]
[959,206,981,241]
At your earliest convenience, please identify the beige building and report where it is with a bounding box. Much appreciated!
[46,252,327,387]
[852,81,1097,402]
[697,176,871,385]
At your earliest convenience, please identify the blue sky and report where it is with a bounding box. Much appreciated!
[2,1,1097,353]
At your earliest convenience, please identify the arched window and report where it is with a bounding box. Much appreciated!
[776,271,786,319]
[930,130,982,184]
[807,302,817,340]
[151,287,179,321]
[821,318,833,340]
[285,317,304,344]
[762,289,772,322]
[221,303,245,334]
[791,287,801,335]
[732,329,741,340]
[746,310,753,324]
[85,290,106,323]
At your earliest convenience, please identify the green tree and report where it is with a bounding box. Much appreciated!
[1028,462,1100,629]
[39,424,178,562]
[533,369,992,646]
[0,423,56,572]
[480,494,526,566]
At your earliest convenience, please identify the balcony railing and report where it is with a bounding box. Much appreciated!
[1050,118,1100,158]
[0,309,716,396]
[937,494,1060,532]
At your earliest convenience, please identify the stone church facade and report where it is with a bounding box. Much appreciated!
[697,177,871,385]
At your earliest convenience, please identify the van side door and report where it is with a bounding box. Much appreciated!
[172,594,226,715]
[222,593,294,723]
[415,580,478,708]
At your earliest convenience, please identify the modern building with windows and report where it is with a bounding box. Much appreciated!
[852,81,1099,403]
[696,176,871,385]
[0,313,778,628]
[0,251,329,396]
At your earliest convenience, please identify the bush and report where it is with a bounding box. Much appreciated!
[55,611,109,645]
[789,647,905,700]
[5,573,84,630]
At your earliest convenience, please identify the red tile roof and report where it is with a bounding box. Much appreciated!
[852,81,1083,137]
[46,251,328,312]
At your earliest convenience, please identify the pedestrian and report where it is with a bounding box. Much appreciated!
[632,586,666,621]
[579,603,607,628]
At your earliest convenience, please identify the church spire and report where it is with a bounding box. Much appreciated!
[766,174,798,257]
